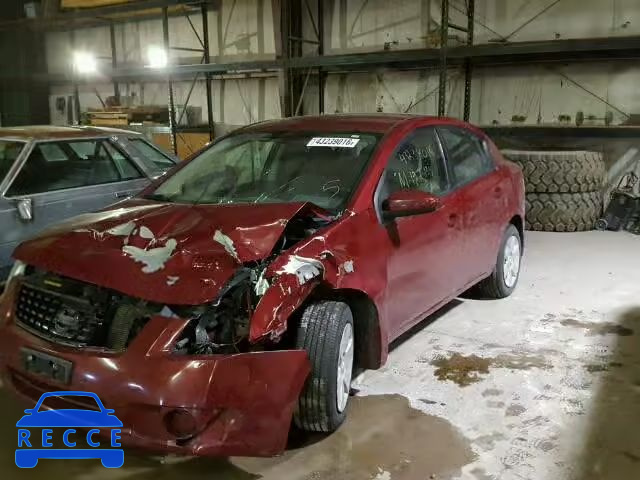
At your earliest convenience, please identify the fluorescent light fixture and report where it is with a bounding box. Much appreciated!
[73,51,97,74]
[147,46,168,68]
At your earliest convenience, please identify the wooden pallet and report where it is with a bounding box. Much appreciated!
[61,0,131,8]
[88,111,129,126]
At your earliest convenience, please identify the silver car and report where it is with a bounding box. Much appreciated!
[0,126,177,279]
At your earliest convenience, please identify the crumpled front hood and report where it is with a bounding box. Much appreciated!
[13,199,326,305]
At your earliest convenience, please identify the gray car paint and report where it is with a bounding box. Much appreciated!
[0,129,176,278]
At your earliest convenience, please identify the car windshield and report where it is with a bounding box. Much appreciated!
[148,132,380,211]
[0,139,25,182]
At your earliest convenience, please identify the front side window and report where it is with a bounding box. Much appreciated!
[148,132,380,211]
[0,140,25,183]
[6,139,138,196]
[438,127,493,186]
[385,128,448,195]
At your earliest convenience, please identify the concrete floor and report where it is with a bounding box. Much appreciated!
[1,231,639,479]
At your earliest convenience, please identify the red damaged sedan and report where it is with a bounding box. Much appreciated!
[0,114,524,456]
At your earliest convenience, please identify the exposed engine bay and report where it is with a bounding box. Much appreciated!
[172,212,333,355]
[13,210,334,355]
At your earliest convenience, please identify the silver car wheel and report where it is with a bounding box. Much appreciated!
[336,322,354,413]
[503,234,521,288]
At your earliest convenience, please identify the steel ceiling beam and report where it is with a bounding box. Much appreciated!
[5,36,640,84]
[286,35,640,70]
[61,0,205,18]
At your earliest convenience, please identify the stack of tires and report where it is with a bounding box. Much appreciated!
[502,150,606,232]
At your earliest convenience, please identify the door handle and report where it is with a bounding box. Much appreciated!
[447,213,459,228]
[493,186,503,198]
[114,192,130,199]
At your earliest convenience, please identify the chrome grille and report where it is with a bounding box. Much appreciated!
[15,282,107,347]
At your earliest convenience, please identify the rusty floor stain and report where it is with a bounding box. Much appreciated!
[431,353,491,386]
[558,318,634,337]
[430,352,553,387]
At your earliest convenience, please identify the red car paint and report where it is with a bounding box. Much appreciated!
[11,201,328,305]
[0,115,524,456]
[0,284,309,456]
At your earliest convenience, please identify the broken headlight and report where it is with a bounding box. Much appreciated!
[5,260,26,286]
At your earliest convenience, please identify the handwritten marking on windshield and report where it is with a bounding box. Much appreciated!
[322,179,341,198]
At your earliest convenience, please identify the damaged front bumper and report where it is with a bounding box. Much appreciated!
[0,284,310,457]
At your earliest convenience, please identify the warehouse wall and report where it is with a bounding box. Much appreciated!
[44,0,640,127]
[316,0,640,125]
[46,0,281,125]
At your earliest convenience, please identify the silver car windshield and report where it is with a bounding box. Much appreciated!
[0,140,25,183]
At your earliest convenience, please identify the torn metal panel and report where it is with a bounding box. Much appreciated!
[248,225,360,342]
[122,238,178,273]
[253,269,270,296]
[213,229,240,263]
[106,221,137,237]
[13,200,331,305]
[0,293,310,456]
[250,275,316,343]
[139,225,155,239]
[276,254,324,284]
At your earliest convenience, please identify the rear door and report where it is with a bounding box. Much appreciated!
[0,138,147,258]
[380,127,468,336]
[437,127,507,282]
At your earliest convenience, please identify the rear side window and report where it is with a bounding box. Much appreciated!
[6,140,140,196]
[129,138,175,169]
[438,128,493,187]
[0,140,25,182]
[103,141,142,180]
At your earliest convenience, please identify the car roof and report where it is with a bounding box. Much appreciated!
[240,114,441,135]
[0,125,142,141]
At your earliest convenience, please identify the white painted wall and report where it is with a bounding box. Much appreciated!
[44,0,640,127]
[318,0,640,125]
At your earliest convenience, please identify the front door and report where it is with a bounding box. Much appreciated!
[381,127,467,337]
[0,138,148,273]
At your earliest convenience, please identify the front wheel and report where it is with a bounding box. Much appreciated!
[475,224,522,299]
[294,300,354,433]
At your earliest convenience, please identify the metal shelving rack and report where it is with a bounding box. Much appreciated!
[3,0,640,137]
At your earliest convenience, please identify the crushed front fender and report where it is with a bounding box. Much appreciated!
[249,274,317,343]
[0,288,311,457]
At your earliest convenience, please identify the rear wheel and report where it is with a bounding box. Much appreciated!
[475,224,522,299]
[294,300,354,433]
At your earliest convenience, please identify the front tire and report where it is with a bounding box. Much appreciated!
[294,300,354,433]
[475,224,522,299]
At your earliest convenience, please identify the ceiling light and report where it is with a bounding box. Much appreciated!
[147,46,168,69]
[72,51,97,75]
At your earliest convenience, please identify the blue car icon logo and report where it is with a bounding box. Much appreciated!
[16,391,124,468]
